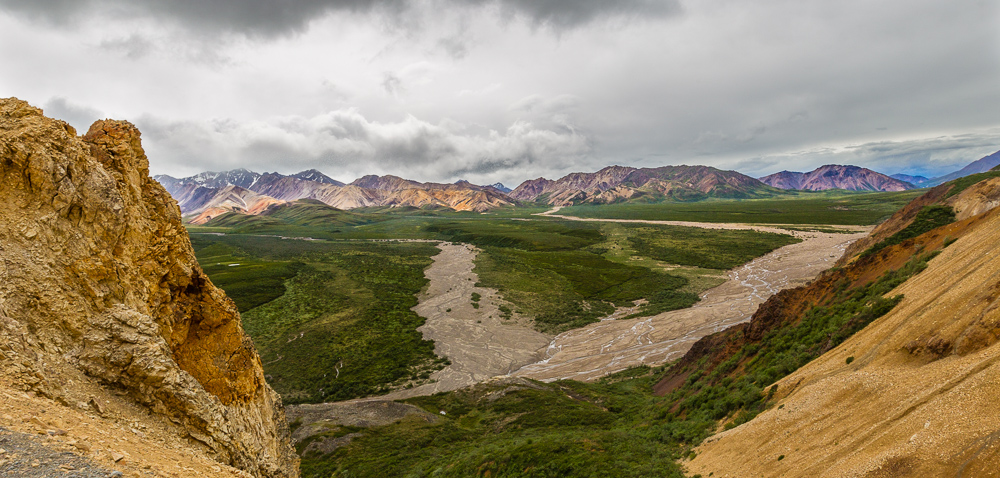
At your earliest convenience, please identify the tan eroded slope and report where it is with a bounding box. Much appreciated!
[689,207,1000,477]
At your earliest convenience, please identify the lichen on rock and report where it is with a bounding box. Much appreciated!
[0,97,298,478]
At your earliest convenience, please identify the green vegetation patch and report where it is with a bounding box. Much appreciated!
[192,234,444,403]
[304,379,685,478]
[191,238,306,311]
[943,170,1000,198]
[304,249,936,478]
[626,225,801,270]
[559,190,924,225]
[425,219,603,251]
[861,205,955,257]
[475,247,695,333]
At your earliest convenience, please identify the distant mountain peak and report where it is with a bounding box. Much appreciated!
[290,169,344,186]
[760,164,914,192]
[487,182,512,193]
[890,173,930,185]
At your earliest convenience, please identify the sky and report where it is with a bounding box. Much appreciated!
[2,0,999,187]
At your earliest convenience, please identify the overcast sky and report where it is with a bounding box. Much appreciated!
[2,0,999,186]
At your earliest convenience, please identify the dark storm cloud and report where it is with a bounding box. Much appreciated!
[0,0,400,36]
[463,0,681,29]
[0,0,680,36]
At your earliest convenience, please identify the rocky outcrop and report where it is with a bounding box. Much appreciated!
[760,164,915,191]
[0,98,298,477]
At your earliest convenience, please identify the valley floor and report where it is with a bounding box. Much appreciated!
[513,227,866,382]
[368,214,870,394]
[382,242,551,399]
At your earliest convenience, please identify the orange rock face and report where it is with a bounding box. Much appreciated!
[0,98,298,477]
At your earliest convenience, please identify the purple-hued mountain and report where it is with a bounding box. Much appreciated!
[759,165,915,192]
[926,150,1000,186]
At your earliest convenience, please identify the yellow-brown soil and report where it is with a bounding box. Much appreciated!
[688,207,1000,477]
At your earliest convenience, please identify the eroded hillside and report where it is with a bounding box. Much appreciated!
[681,176,1000,476]
[0,98,298,477]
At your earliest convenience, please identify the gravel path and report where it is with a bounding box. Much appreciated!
[0,427,121,478]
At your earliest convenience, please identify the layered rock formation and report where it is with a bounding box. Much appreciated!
[0,98,298,477]
[760,164,915,191]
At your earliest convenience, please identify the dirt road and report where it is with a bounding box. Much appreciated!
[537,206,869,234]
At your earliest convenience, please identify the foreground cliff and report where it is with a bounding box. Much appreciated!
[0,98,298,477]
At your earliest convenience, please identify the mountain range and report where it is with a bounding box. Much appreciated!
[155,171,516,223]
[156,164,785,222]
[890,173,930,185]
[510,165,782,205]
[157,149,1000,223]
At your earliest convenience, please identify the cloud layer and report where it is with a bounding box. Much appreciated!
[138,108,591,184]
[0,0,679,36]
[2,0,998,186]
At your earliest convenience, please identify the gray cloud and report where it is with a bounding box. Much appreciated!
[0,0,399,37]
[4,0,997,188]
[730,130,1000,179]
[381,72,403,96]
[138,109,591,185]
[468,0,681,29]
[99,33,155,59]
[0,0,679,37]
[42,97,103,133]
